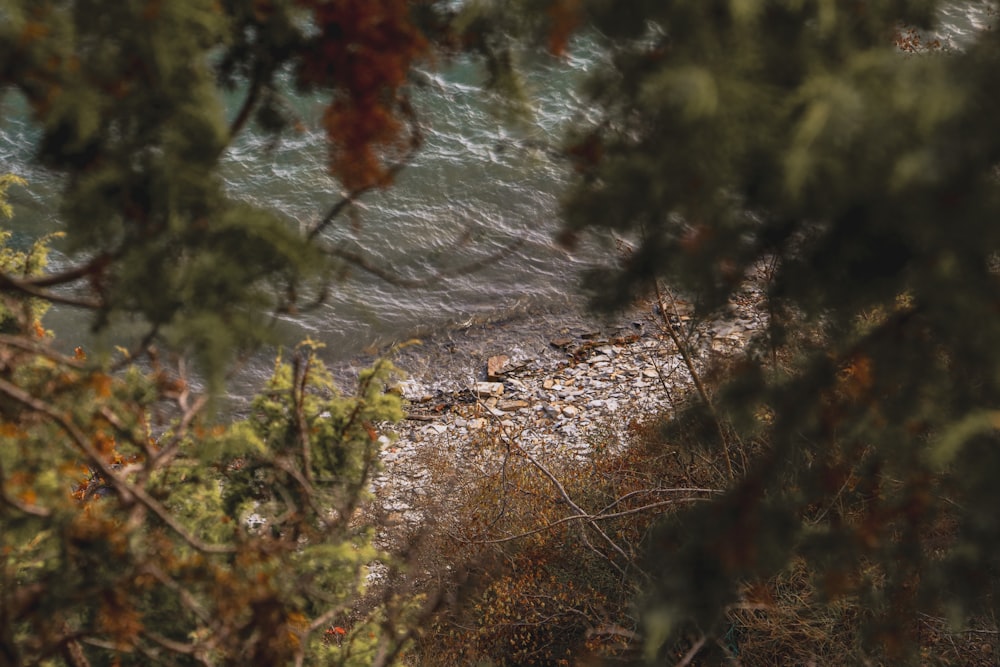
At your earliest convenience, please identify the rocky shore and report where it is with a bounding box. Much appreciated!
[366,278,771,521]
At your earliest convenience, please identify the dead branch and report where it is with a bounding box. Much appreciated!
[479,401,632,572]
[654,281,735,479]
[326,235,526,289]
[0,271,101,309]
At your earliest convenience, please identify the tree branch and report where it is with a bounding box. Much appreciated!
[14,254,111,288]
[460,495,711,546]
[0,271,101,309]
[306,93,423,242]
[480,402,632,571]
[654,280,735,479]
[327,236,525,288]
[227,66,264,143]
[0,334,87,369]
[0,376,234,554]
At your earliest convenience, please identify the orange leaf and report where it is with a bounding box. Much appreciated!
[547,0,581,56]
[91,373,112,398]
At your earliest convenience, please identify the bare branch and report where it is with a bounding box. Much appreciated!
[144,564,214,626]
[586,624,641,642]
[228,67,264,142]
[460,496,709,546]
[148,378,210,474]
[15,254,111,288]
[597,486,723,516]
[674,635,708,667]
[0,334,87,369]
[0,271,101,309]
[136,630,201,658]
[306,94,423,243]
[480,402,632,569]
[327,236,526,288]
[293,349,314,485]
[270,456,337,531]
[654,280,735,479]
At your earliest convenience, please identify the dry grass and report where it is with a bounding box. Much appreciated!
[369,289,1000,667]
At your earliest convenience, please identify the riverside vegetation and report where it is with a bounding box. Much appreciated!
[3,1,1000,666]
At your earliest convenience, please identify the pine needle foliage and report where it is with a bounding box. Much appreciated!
[0,1,504,664]
[554,0,1000,663]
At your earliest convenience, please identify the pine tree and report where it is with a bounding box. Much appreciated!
[0,2,462,664]
[555,0,1000,662]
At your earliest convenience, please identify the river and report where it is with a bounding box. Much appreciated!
[0,1,994,399]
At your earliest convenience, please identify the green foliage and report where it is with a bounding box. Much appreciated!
[10,0,1000,664]
[0,300,408,664]
[0,1,502,663]
[0,174,25,219]
[0,175,60,334]
[554,0,1000,662]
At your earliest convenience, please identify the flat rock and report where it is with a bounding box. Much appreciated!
[474,381,504,397]
[487,354,511,380]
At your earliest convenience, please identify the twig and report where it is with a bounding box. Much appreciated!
[228,66,264,142]
[480,401,632,572]
[0,271,101,309]
[144,564,214,626]
[12,253,111,288]
[654,281,735,479]
[460,495,710,546]
[326,236,525,288]
[292,348,315,485]
[0,334,86,369]
[675,635,708,667]
[307,94,423,242]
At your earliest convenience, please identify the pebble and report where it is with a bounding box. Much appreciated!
[474,381,504,396]
[368,292,769,521]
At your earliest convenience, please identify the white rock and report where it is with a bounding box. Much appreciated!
[474,381,505,397]
[505,378,528,392]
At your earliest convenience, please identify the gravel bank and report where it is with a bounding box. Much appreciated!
[365,279,771,521]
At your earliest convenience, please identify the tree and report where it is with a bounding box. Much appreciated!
[10,0,1000,664]
[552,0,1000,663]
[0,1,505,664]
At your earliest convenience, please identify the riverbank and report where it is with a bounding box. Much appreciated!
[364,276,771,522]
